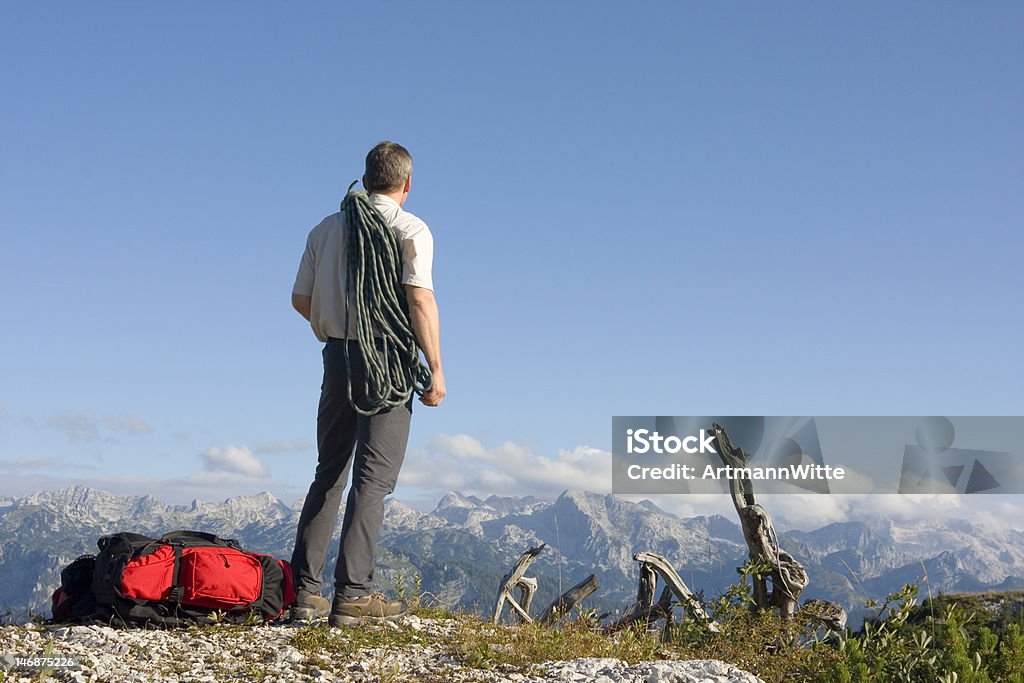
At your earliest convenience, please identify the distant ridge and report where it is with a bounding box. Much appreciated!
[3,486,1024,627]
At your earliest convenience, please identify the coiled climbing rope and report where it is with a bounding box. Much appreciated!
[341,181,433,416]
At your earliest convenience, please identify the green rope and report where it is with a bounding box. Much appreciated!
[340,181,432,416]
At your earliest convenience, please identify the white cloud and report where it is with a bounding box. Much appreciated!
[434,434,493,461]
[199,445,270,478]
[101,414,153,435]
[399,434,611,498]
[621,491,1024,533]
[42,411,101,442]
[821,465,877,494]
[253,440,312,454]
[762,494,858,529]
[844,493,963,522]
[0,457,97,472]
[26,410,153,442]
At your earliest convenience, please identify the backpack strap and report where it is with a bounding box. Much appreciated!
[167,544,184,604]
[160,530,241,549]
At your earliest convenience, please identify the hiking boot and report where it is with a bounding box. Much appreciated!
[329,593,408,626]
[290,590,331,621]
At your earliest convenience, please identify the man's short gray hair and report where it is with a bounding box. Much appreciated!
[364,141,413,193]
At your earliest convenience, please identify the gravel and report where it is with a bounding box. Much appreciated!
[0,618,764,683]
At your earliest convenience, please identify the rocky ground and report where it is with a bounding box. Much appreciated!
[0,616,764,683]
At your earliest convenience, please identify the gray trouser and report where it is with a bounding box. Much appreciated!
[290,338,412,598]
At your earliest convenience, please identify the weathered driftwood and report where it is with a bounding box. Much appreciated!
[711,422,809,619]
[609,584,673,631]
[608,552,719,634]
[635,552,717,627]
[492,544,545,624]
[657,586,675,642]
[609,560,657,631]
[538,574,599,624]
[514,576,538,621]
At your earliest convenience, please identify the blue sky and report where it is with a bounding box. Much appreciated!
[1,3,1022,522]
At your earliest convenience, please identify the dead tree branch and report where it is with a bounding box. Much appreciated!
[492,544,545,624]
[608,552,720,634]
[538,574,599,624]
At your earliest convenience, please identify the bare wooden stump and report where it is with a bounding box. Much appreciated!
[635,552,717,627]
[492,544,545,624]
[608,552,719,634]
[711,422,809,619]
[538,574,599,624]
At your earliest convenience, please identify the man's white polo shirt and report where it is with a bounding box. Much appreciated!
[292,194,434,342]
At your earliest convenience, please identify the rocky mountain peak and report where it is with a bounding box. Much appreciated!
[223,491,285,511]
[383,498,423,529]
[553,489,613,514]
[20,485,150,521]
[434,491,482,512]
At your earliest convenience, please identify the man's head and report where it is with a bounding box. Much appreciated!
[363,141,413,200]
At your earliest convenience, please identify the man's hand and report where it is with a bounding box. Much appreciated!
[405,284,445,407]
[420,370,446,407]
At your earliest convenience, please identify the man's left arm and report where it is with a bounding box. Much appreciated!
[406,284,444,406]
[401,219,444,406]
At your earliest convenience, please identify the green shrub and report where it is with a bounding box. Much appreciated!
[821,585,1024,682]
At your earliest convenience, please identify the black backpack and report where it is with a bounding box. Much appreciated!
[53,530,295,627]
[50,554,97,622]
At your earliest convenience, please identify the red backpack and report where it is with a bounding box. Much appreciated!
[54,530,296,627]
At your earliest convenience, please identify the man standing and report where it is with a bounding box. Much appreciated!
[289,141,445,626]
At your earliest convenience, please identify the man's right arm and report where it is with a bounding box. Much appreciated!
[292,293,312,321]
[405,285,445,407]
[293,229,316,323]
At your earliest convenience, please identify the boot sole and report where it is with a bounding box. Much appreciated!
[328,610,408,627]
[290,606,330,621]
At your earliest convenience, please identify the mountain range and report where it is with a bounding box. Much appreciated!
[3,486,1024,628]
